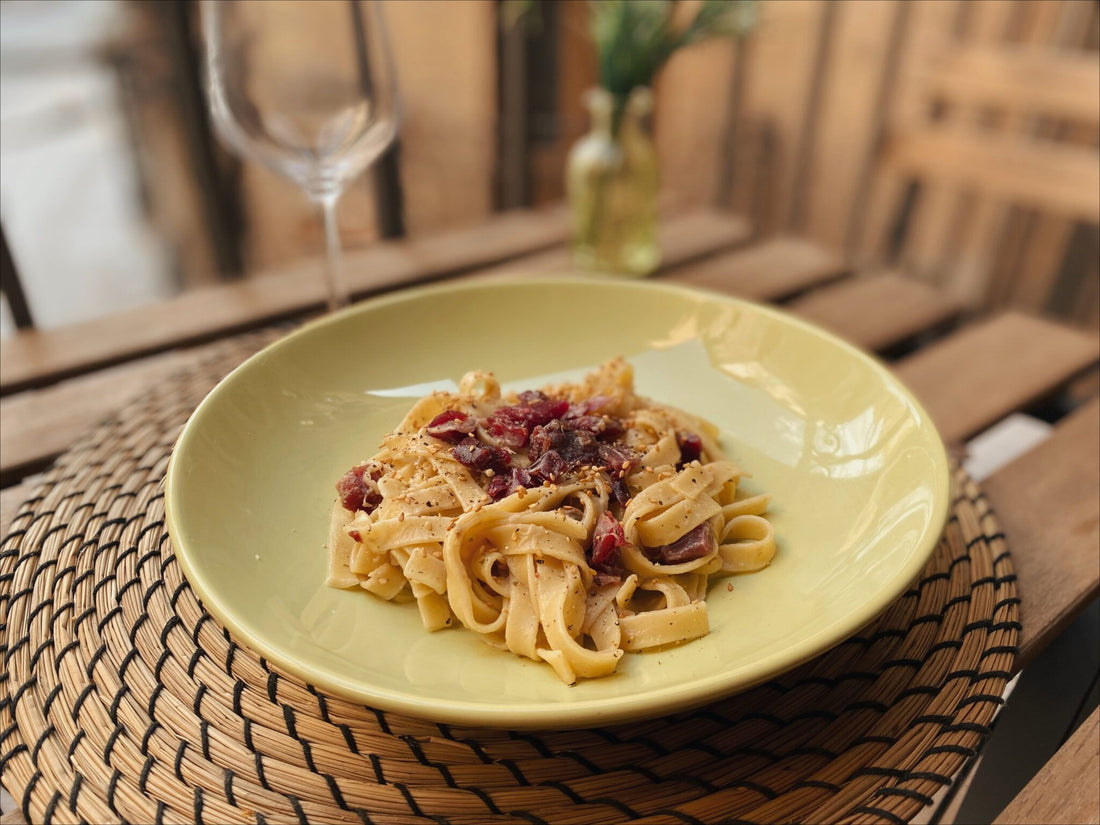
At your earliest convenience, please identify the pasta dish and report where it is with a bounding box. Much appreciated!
[326,359,776,684]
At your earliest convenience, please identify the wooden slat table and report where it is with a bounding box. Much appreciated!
[994,707,1100,825]
[1,207,1097,825]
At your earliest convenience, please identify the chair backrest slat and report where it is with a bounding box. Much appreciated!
[883,128,1100,224]
[0,224,34,331]
[923,45,1100,126]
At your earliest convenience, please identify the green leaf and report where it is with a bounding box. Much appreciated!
[588,0,757,95]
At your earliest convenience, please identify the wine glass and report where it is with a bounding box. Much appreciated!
[202,0,399,310]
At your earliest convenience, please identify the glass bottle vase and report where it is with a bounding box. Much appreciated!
[566,87,660,277]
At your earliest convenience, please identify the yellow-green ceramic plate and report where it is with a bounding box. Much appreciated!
[165,275,950,729]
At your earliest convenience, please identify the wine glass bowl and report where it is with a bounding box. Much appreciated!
[203,0,398,308]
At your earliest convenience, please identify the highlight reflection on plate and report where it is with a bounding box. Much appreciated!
[165,276,950,729]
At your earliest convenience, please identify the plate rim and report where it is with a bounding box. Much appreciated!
[165,274,952,728]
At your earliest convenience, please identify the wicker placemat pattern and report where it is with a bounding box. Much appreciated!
[1,330,1019,825]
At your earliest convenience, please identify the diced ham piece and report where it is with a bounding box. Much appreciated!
[593,570,623,587]
[598,442,638,475]
[610,477,631,506]
[527,450,568,484]
[677,431,703,465]
[336,464,382,513]
[452,437,512,473]
[652,524,715,564]
[486,467,535,500]
[590,511,626,568]
[484,416,529,449]
[485,474,511,500]
[426,410,477,443]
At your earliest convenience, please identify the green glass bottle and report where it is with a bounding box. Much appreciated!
[567,87,660,277]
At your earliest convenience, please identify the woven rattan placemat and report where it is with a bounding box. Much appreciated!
[1,330,1019,825]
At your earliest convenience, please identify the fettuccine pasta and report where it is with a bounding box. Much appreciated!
[326,359,776,684]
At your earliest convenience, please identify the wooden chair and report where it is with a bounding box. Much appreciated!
[872,41,1100,323]
[686,4,1100,332]
[0,224,33,331]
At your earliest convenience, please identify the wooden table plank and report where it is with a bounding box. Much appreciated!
[993,707,1099,825]
[1,347,211,486]
[0,206,570,396]
[478,210,752,276]
[0,327,284,489]
[0,331,324,485]
[894,312,1100,443]
[788,272,965,352]
[664,235,848,301]
[982,398,1100,671]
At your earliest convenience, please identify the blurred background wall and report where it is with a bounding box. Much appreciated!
[1,0,1097,336]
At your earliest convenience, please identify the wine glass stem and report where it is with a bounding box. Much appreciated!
[319,193,348,311]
